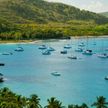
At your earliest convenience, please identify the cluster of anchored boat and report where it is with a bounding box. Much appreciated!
[0,46,24,56]
[38,45,55,55]
[38,41,108,59]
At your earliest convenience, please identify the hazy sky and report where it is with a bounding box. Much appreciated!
[45,0,108,13]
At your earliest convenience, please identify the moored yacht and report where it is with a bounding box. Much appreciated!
[42,50,51,55]
[60,50,67,54]
[68,56,77,59]
[15,47,24,52]
[2,52,13,55]
[38,45,47,50]
[51,72,61,76]
[98,53,108,58]
[75,47,83,52]
[64,44,71,49]
[82,49,93,55]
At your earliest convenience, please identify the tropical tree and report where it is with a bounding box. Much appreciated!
[68,103,88,108]
[80,103,88,108]
[45,97,64,108]
[91,96,108,108]
[28,94,42,108]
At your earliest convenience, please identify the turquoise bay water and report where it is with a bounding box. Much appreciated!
[0,37,108,106]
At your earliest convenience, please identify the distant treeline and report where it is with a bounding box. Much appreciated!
[0,87,108,108]
[0,20,108,40]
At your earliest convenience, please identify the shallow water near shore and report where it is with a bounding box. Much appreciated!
[0,37,108,106]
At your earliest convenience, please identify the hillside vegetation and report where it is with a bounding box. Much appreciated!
[0,0,108,24]
[0,0,108,40]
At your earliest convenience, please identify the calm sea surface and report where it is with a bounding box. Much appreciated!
[0,37,108,106]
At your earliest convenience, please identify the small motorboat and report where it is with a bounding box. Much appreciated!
[38,45,47,50]
[15,47,24,52]
[105,76,108,80]
[64,44,71,49]
[82,49,93,55]
[51,72,61,76]
[2,52,13,55]
[60,50,67,54]
[68,56,77,60]
[47,47,55,51]
[0,73,4,82]
[98,53,108,58]
[42,50,51,55]
[75,48,83,52]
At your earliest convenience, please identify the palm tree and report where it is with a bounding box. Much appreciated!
[68,103,88,108]
[16,95,27,107]
[45,97,64,108]
[68,104,75,108]
[28,94,42,108]
[80,103,88,108]
[91,96,108,108]
[68,104,80,108]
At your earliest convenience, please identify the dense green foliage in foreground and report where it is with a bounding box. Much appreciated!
[0,87,108,108]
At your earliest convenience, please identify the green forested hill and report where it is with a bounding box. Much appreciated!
[0,0,108,40]
[0,0,108,24]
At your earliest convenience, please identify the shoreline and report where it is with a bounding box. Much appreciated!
[0,35,108,44]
